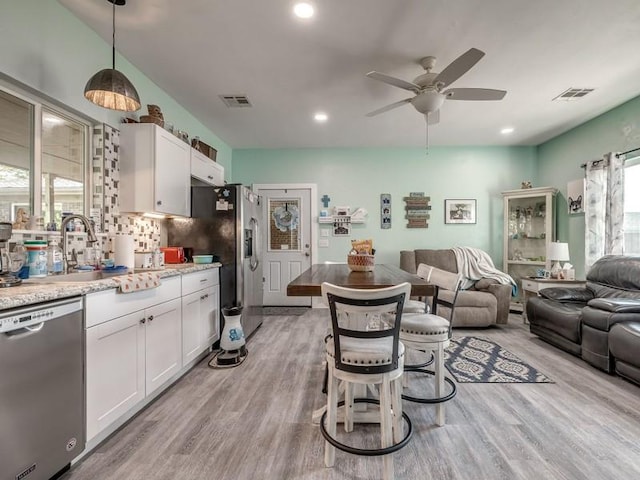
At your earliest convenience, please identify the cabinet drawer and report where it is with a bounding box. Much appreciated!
[86,276,181,328]
[182,268,219,296]
[522,279,539,293]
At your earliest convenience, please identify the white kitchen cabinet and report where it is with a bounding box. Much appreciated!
[85,276,183,441]
[181,269,220,365]
[145,298,182,395]
[85,311,145,441]
[119,123,191,217]
[191,148,224,186]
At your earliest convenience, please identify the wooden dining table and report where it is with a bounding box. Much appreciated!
[287,263,434,297]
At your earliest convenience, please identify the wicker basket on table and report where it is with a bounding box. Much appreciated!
[347,253,375,272]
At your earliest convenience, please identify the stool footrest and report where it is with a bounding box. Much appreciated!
[402,368,457,404]
[320,398,413,457]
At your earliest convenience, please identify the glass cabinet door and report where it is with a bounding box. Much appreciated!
[502,187,557,306]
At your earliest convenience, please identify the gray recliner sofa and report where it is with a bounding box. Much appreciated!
[527,255,640,383]
[400,249,512,327]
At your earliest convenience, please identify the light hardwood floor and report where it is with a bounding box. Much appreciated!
[65,311,640,480]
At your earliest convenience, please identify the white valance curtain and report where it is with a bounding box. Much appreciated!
[585,152,625,268]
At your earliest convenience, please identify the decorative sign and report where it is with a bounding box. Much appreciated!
[567,179,584,214]
[333,215,351,236]
[403,192,431,228]
[381,194,391,229]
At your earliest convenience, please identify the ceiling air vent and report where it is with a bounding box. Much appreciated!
[219,95,252,107]
[553,88,595,101]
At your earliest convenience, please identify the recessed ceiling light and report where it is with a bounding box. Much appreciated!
[314,112,328,123]
[500,127,515,135]
[293,2,314,19]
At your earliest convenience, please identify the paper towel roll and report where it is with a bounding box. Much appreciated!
[114,235,135,270]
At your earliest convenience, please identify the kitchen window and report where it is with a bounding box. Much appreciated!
[0,84,91,229]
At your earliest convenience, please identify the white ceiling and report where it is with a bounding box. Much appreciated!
[60,0,640,149]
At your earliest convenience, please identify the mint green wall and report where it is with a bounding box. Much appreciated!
[537,95,640,279]
[0,0,232,174]
[232,147,537,267]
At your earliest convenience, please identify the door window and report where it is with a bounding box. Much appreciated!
[268,198,301,251]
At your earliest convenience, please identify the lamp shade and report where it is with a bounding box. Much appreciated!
[548,242,570,261]
[84,68,141,112]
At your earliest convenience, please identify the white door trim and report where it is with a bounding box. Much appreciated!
[253,183,318,306]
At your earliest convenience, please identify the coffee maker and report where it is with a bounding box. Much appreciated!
[0,222,22,287]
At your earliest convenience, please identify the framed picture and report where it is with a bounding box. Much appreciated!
[444,199,476,224]
[567,179,584,214]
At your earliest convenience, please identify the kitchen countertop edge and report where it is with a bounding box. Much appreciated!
[0,263,222,311]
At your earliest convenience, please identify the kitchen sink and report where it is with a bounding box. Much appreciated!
[28,270,125,283]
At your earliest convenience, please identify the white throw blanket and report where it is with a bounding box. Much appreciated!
[452,247,516,291]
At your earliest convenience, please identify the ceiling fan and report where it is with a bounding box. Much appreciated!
[365,48,506,124]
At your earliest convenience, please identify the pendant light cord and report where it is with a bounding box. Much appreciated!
[111,1,116,69]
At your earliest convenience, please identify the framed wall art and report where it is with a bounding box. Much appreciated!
[567,178,584,214]
[444,199,476,224]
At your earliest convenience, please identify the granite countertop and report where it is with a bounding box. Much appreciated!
[0,263,222,311]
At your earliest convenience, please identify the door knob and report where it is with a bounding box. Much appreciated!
[305,252,310,257]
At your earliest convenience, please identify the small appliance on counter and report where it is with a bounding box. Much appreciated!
[0,222,23,287]
[160,246,186,264]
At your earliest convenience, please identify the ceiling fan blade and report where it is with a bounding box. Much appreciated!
[365,98,413,117]
[433,48,485,88]
[443,88,507,101]
[426,110,440,125]
[366,71,421,93]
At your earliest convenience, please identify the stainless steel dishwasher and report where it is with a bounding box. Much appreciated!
[0,297,85,480]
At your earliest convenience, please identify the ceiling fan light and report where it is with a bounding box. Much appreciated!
[411,91,445,114]
[84,68,141,112]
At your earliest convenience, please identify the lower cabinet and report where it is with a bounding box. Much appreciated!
[181,271,220,366]
[85,297,181,441]
[85,311,145,441]
[85,269,220,443]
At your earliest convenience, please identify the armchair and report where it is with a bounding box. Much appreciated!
[400,249,512,327]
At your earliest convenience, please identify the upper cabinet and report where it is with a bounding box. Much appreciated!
[502,186,558,304]
[191,148,224,186]
[119,124,191,217]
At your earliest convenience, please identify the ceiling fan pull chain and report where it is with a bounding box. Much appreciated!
[425,118,429,156]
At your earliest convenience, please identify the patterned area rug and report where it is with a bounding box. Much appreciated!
[444,336,553,383]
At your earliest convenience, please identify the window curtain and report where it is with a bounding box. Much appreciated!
[585,152,625,268]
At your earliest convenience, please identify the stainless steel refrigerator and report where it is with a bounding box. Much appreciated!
[166,184,264,338]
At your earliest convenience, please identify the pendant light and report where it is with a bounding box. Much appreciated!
[84,0,141,112]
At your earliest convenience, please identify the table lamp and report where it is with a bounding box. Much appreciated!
[548,242,570,278]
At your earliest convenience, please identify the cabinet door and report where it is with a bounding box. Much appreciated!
[202,286,220,346]
[181,290,203,366]
[145,298,182,395]
[154,128,190,216]
[86,311,145,441]
[191,149,224,186]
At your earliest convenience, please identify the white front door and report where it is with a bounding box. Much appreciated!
[254,185,314,306]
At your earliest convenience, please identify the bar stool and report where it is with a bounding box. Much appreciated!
[320,282,413,480]
[403,263,434,313]
[400,264,462,426]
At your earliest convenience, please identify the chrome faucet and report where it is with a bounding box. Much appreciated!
[60,214,98,273]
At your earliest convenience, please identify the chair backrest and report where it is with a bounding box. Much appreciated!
[321,282,411,375]
[416,263,462,326]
